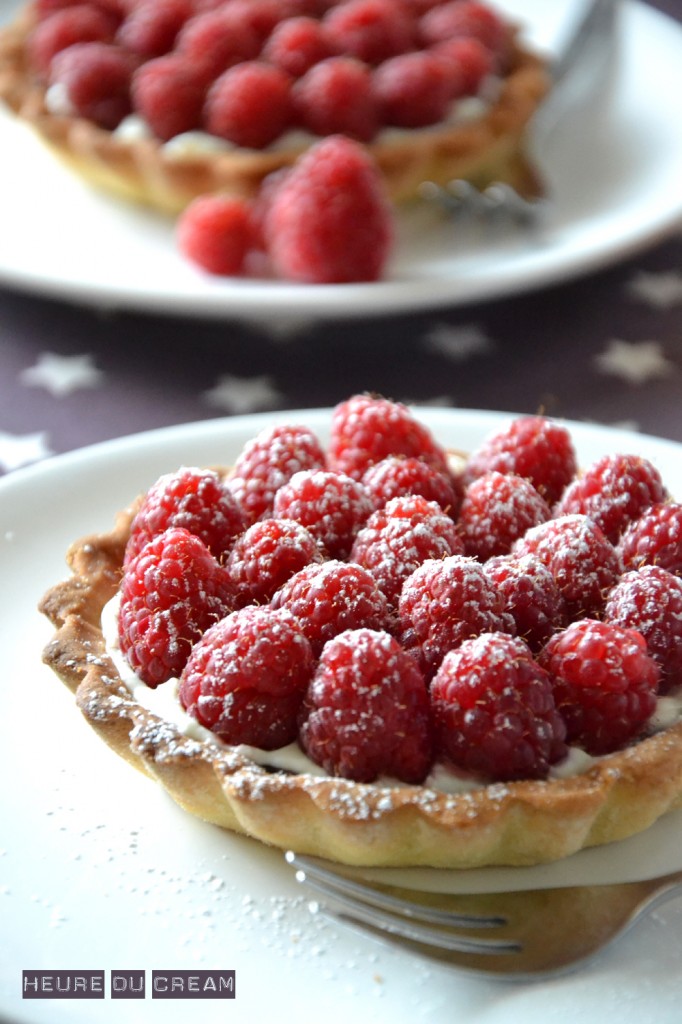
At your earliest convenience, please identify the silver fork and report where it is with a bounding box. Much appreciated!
[286,852,682,980]
[419,0,621,226]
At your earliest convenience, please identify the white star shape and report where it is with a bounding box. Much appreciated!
[423,322,495,361]
[203,374,284,414]
[0,430,53,471]
[627,270,682,310]
[20,352,104,398]
[593,339,676,385]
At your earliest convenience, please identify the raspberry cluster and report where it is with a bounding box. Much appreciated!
[32,0,511,143]
[28,0,516,283]
[116,395,682,785]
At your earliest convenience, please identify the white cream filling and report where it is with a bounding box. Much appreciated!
[102,595,682,793]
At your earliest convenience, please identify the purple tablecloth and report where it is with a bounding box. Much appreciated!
[1,0,680,476]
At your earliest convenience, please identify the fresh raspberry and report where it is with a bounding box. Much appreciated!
[226,517,324,605]
[177,195,256,277]
[398,554,515,679]
[132,55,208,140]
[483,554,568,653]
[271,559,391,655]
[48,42,135,129]
[293,57,380,142]
[351,495,464,607]
[227,423,327,524]
[457,472,551,561]
[361,455,462,516]
[204,62,294,149]
[215,0,311,44]
[514,514,622,618]
[431,633,567,781]
[272,468,372,558]
[619,502,682,575]
[115,0,192,57]
[605,566,682,694]
[265,136,393,284]
[28,4,119,77]
[539,619,660,755]
[464,416,577,505]
[323,0,416,64]
[35,0,124,19]
[124,467,247,565]
[329,393,450,480]
[419,0,509,59]
[249,167,291,251]
[118,527,236,687]
[178,606,314,748]
[262,16,337,77]
[373,50,452,127]
[175,8,261,80]
[555,454,667,544]
[299,628,432,783]
[432,35,495,96]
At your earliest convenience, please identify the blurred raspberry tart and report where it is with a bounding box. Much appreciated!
[39,397,682,868]
[1,0,550,213]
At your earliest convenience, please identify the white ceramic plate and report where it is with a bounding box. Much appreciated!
[0,1,681,321]
[2,408,682,1024]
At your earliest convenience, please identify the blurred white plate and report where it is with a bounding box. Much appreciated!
[2,407,682,1024]
[0,0,681,320]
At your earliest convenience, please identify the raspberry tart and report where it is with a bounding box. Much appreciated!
[40,397,682,869]
[1,0,550,213]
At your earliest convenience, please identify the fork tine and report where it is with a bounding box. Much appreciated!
[286,853,521,956]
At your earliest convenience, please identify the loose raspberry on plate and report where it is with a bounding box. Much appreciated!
[271,559,392,655]
[361,454,463,516]
[513,513,622,618]
[28,4,119,77]
[265,135,393,283]
[175,7,261,80]
[457,471,551,561]
[115,0,193,58]
[605,565,682,694]
[483,553,567,653]
[178,606,314,748]
[177,194,257,276]
[293,56,380,142]
[227,423,327,525]
[272,468,372,558]
[49,41,135,129]
[431,632,567,781]
[131,54,208,141]
[398,554,515,679]
[323,0,416,65]
[118,527,236,687]
[226,517,324,606]
[618,502,682,575]
[299,628,432,783]
[124,467,247,565]
[539,619,660,755]
[204,61,294,150]
[329,393,450,480]
[464,416,577,505]
[351,494,464,607]
[262,15,338,77]
[555,453,667,544]
[373,50,452,128]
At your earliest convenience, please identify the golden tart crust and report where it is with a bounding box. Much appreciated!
[0,6,550,213]
[39,487,682,870]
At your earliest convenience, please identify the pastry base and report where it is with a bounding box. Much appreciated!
[39,498,682,869]
[0,7,550,213]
